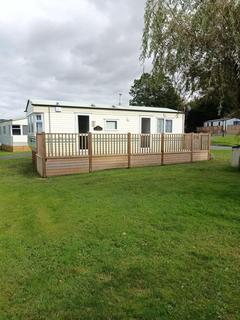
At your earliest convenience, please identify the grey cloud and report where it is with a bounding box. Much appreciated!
[0,0,147,119]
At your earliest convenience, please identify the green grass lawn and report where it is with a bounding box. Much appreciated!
[211,135,240,147]
[0,150,16,157]
[0,152,239,320]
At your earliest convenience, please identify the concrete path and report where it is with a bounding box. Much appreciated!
[0,153,31,160]
[211,145,232,150]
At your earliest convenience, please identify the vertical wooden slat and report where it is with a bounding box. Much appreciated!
[88,133,93,172]
[36,133,40,155]
[95,134,98,155]
[42,132,47,178]
[46,134,48,157]
[161,133,165,165]
[102,134,104,155]
[56,134,58,157]
[120,134,122,154]
[165,134,167,153]
[68,134,70,157]
[208,133,211,160]
[64,133,66,157]
[45,133,48,157]
[53,134,55,157]
[128,132,131,168]
[57,133,59,157]
[113,134,115,155]
[191,133,194,162]
[108,133,112,154]
[56,133,60,157]
[60,133,62,157]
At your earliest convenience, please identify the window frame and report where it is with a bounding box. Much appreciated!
[165,119,173,133]
[105,119,118,131]
[12,125,21,136]
[22,125,28,135]
[35,113,44,133]
[157,118,165,133]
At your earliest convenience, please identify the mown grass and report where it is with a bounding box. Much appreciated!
[0,150,16,156]
[0,151,239,320]
[211,135,240,147]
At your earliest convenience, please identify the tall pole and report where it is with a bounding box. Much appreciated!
[118,93,122,106]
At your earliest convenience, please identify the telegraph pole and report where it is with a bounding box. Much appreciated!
[118,93,122,106]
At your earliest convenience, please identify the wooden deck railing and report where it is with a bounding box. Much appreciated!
[38,133,210,158]
[35,133,211,177]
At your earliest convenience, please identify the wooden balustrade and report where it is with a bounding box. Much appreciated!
[35,132,211,177]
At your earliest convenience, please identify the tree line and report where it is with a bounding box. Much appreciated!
[129,0,240,131]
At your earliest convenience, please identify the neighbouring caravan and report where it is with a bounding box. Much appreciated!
[25,99,185,150]
[0,117,30,152]
[204,118,240,127]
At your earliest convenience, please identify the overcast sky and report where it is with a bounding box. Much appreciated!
[0,0,150,119]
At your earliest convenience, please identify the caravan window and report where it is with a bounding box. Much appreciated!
[165,120,173,133]
[157,119,164,133]
[28,116,34,133]
[12,125,21,135]
[36,122,43,133]
[22,125,28,135]
[35,114,44,133]
[105,120,118,131]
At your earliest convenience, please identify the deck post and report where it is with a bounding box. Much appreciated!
[128,132,131,168]
[88,132,93,173]
[208,133,211,160]
[161,133,165,165]
[42,132,47,178]
[190,133,194,163]
[36,133,39,155]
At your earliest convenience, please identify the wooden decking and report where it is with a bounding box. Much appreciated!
[34,133,211,177]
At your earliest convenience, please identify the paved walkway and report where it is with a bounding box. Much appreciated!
[211,145,232,150]
[0,153,31,160]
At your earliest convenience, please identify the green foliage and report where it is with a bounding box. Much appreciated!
[186,93,233,132]
[142,0,240,111]
[0,154,240,319]
[186,98,219,132]
[186,88,240,131]
[129,72,181,109]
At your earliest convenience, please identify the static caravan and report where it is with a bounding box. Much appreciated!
[24,100,212,177]
[25,99,185,148]
[204,118,240,127]
[0,117,30,152]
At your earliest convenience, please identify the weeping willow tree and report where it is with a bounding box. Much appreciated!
[142,0,240,114]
